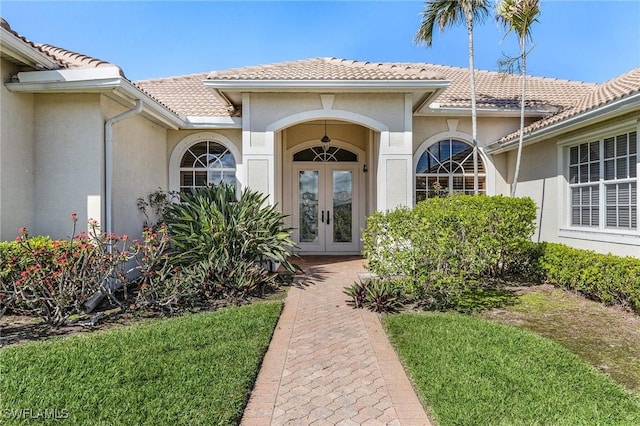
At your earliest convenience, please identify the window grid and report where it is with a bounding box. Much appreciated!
[415,139,486,201]
[568,131,637,231]
[179,140,236,193]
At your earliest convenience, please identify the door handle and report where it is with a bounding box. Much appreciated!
[327,210,330,225]
[321,210,325,223]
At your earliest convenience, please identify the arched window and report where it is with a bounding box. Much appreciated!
[293,146,358,162]
[179,140,236,193]
[415,138,485,201]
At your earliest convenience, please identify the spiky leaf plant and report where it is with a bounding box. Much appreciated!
[164,184,298,299]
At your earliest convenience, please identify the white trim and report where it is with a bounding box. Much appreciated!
[7,71,183,129]
[558,228,640,246]
[417,105,556,117]
[413,131,494,199]
[557,127,640,238]
[205,79,449,91]
[0,26,60,69]
[556,119,639,146]
[487,93,640,154]
[183,116,242,129]
[16,66,122,83]
[266,109,389,133]
[169,132,241,193]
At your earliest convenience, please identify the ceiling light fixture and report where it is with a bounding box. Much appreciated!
[321,120,331,151]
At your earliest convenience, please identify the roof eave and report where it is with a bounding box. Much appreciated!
[183,116,243,129]
[203,79,450,92]
[6,67,184,129]
[416,104,558,117]
[486,93,640,154]
[0,26,60,70]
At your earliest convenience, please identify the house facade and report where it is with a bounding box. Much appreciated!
[2,19,639,256]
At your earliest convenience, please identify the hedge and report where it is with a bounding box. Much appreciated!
[538,243,640,314]
[363,195,537,282]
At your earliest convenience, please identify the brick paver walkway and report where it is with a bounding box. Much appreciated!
[241,256,432,425]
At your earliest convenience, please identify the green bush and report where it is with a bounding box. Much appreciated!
[362,195,537,308]
[163,184,297,299]
[538,242,640,314]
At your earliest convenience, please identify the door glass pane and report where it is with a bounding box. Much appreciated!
[333,170,353,243]
[299,171,319,243]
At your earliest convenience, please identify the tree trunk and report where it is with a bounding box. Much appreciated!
[467,17,479,195]
[511,36,527,197]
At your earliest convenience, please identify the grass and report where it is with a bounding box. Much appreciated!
[384,312,640,426]
[482,285,640,393]
[0,301,282,425]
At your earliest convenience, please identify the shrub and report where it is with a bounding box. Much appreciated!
[136,188,180,228]
[344,278,404,313]
[0,220,136,325]
[132,225,202,313]
[362,195,537,309]
[538,243,640,314]
[163,184,297,299]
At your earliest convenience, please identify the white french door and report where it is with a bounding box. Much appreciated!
[293,163,360,253]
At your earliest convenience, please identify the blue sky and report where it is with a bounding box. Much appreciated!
[2,1,639,83]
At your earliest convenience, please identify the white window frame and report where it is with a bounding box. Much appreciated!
[413,132,488,203]
[169,132,241,194]
[558,121,640,245]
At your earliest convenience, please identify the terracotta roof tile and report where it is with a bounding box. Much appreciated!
[135,73,238,117]
[206,57,447,81]
[2,18,122,74]
[414,63,597,110]
[205,57,596,112]
[36,43,118,71]
[497,67,640,144]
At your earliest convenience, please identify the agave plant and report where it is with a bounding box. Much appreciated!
[163,184,298,299]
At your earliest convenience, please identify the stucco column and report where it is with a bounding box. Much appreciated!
[376,94,413,211]
[242,94,275,204]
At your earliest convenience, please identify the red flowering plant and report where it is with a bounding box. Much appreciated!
[1,214,138,325]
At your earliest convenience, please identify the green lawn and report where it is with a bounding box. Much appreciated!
[0,301,282,425]
[384,312,640,426]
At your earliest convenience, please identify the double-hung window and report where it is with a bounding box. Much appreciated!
[568,130,637,230]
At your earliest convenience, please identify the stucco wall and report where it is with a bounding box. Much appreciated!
[249,93,407,131]
[33,93,103,238]
[103,96,168,239]
[283,121,368,152]
[245,92,413,210]
[498,113,640,257]
[0,59,35,240]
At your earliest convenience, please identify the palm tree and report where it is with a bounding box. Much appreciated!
[415,0,491,195]
[496,0,540,197]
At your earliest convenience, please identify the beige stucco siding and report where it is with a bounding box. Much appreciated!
[0,59,35,240]
[283,122,368,152]
[33,93,103,239]
[500,114,640,257]
[248,93,407,131]
[103,96,168,239]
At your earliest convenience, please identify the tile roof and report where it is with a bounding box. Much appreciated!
[416,63,597,110]
[135,73,239,117]
[1,18,121,73]
[206,57,447,81]
[205,58,596,111]
[497,67,640,144]
[36,43,118,71]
